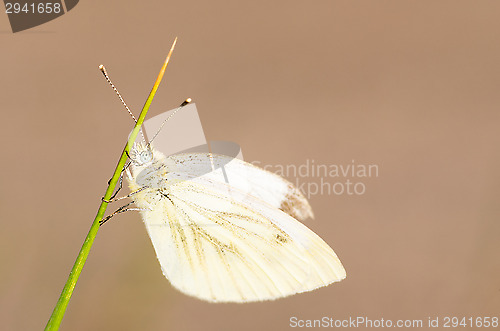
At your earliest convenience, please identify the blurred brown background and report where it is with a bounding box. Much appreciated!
[1,1,499,330]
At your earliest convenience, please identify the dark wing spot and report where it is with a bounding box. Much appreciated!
[275,233,288,244]
[279,193,302,220]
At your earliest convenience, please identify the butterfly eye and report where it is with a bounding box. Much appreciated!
[139,150,153,164]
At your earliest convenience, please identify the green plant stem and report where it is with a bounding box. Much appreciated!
[44,38,177,331]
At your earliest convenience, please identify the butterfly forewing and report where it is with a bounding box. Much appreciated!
[164,153,314,221]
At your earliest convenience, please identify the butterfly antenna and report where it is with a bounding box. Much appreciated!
[148,98,192,145]
[99,64,147,143]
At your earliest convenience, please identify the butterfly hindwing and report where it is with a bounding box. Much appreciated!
[128,148,345,302]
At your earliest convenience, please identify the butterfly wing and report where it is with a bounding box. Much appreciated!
[165,153,314,221]
[132,162,346,302]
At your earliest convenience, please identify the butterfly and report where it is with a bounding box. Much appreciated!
[124,141,346,302]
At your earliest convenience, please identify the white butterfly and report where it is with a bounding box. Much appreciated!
[125,142,346,302]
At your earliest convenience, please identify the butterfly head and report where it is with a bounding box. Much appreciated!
[130,142,155,166]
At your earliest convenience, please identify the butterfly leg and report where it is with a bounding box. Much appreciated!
[102,161,131,202]
[100,201,143,226]
[102,186,147,203]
